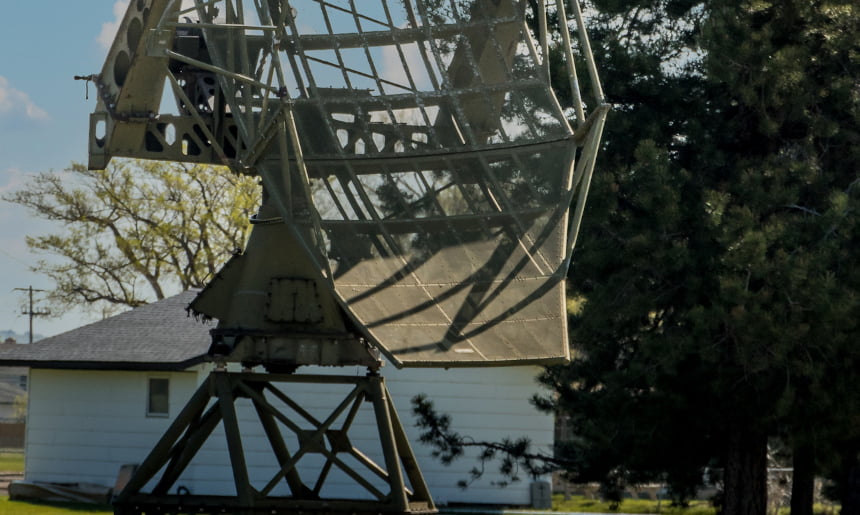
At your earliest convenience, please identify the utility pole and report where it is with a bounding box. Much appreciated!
[13,286,51,344]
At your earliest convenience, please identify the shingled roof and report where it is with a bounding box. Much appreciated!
[0,291,213,371]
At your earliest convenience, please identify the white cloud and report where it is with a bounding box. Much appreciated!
[0,76,49,122]
[97,0,130,50]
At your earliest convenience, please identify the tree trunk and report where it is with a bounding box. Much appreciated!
[722,430,767,515]
[842,460,860,515]
[790,442,815,515]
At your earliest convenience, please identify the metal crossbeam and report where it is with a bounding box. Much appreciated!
[114,371,436,515]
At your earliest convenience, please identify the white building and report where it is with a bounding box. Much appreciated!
[0,291,554,506]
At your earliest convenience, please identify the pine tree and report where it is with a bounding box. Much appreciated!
[542,1,860,514]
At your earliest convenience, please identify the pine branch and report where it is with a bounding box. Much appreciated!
[411,394,567,489]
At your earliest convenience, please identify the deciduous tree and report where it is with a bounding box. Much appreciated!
[4,159,259,315]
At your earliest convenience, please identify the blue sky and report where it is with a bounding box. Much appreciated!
[0,1,418,339]
[1,1,129,338]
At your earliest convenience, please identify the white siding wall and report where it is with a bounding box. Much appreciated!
[25,369,199,487]
[390,366,553,505]
[25,365,552,506]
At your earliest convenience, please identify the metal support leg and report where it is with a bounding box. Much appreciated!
[368,374,410,511]
[152,400,223,495]
[387,387,435,508]
[114,371,436,515]
[115,374,214,505]
[214,371,255,506]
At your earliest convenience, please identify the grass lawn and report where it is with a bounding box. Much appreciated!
[551,495,716,514]
[0,498,111,515]
[0,495,839,515]
[3,494,711,515]
[0,451,24,473]
[0,489,839,515]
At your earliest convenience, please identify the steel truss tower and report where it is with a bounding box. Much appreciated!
[88,1,607,513]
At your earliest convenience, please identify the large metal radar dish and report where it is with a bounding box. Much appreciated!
[89,0,607,370]
[88,2,606,512]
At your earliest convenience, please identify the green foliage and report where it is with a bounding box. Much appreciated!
[538,0,860,513]
[3,159,260,316]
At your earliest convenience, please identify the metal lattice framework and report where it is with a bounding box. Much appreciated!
[114,371,433,514]
[89,1,606,513]
[90,0,607,368]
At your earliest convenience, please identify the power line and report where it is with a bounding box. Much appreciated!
[12,286,51,344]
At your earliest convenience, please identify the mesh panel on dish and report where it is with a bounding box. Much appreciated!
[192,0,578,365]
